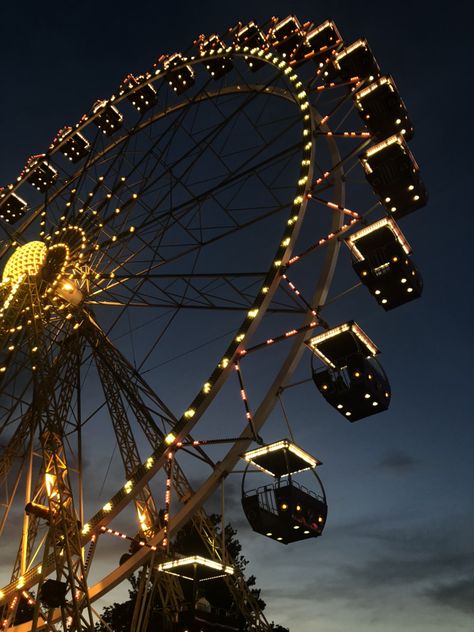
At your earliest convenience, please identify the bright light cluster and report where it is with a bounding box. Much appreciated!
[2,241,47,283]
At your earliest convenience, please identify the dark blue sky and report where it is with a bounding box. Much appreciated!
[0,2,472,631]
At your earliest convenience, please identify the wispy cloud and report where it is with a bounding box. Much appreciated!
[377,449,419,472]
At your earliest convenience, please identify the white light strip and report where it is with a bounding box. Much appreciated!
[308,19,337,36]
[274,15,302,32]
[364,134,403,157]
[363,134,419,171]
[244,440,318,470]
[346,217,412,260]
[355,76,392,100]
[335,39,366,61]
[308,323,351,347]
[307,322,379,359]
[351,323,379,356]
[156,555,234,575]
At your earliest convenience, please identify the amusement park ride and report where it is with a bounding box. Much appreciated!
[0,13,427,631]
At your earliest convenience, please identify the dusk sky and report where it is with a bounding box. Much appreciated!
[0,2,472,631]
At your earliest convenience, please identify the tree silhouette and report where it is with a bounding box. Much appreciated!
[95,515,288,631]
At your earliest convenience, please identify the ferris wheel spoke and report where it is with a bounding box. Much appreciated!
[87,200,289,305]
[88,129,302,264]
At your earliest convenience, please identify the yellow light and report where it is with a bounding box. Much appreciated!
[184,408,195,419]
[203,382,212,393]
[124,480,133,493]
[165,433,176,445]
[3,241,47,283]
[102,502,112,512]
[247,308,259,319]
[281,503,288,510]
[45,473,57,498]
[82,523,91,534]
[137,508,151,532]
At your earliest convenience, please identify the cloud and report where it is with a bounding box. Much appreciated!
[377,449,419,472]
[425,575,474,615]
[250,514,474,625]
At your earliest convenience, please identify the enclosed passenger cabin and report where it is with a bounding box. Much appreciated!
[234,21,267,71]
[156,556,238,631]
[270,15,308,61]
[59,131,90,163]
[346,217,423,310]
[0,189,27,224]
[355,76,414,140]
[360,134,428,218]
[123,74,157,113]
[307,322,390,421]
[24,157,58,193]
[162,53,195,95]
[241,440,327,544]
[199,34,233,79]
[92,100,123,136]
[333,39,381,81]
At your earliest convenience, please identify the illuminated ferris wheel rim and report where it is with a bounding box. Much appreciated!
[0,46,311,247]
[0,42,347,619]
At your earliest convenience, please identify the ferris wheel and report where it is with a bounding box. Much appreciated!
[0,14,427,632]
